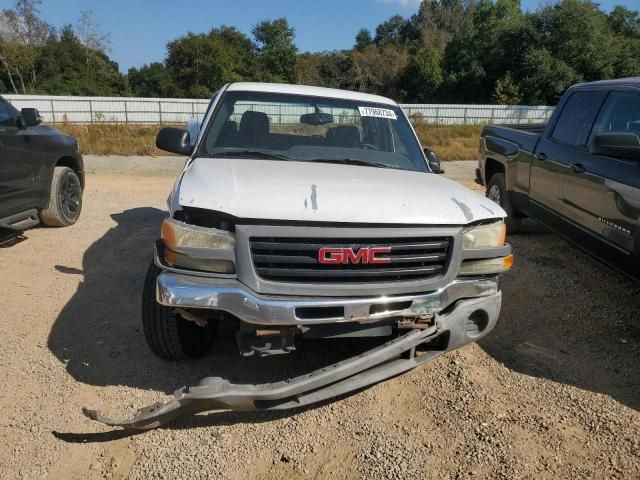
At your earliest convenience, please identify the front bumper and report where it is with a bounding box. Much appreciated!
[156,272,500,326]
[85,291,501,430]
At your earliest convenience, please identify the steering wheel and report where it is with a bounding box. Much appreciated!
[360,143,379,151]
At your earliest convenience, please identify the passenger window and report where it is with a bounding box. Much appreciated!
[551,91,605,147]
[591,91,640,139]
[0,102,15,127]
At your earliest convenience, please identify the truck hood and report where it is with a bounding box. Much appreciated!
[177,157,504,225]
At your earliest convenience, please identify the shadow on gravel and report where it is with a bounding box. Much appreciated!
[480,220,640,412]
[47,207,384,412]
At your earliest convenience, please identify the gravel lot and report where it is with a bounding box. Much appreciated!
[0,160,638,479]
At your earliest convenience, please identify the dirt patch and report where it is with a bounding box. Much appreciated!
[0,171,638,479]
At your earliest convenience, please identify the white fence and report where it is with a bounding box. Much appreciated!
[4,94,554,125]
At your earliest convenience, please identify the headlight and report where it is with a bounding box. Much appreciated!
[161,218,235,273]
[463,221,506,249]
[460,255,514,275]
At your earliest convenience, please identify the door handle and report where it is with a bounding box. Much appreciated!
[570,163,586,174]
[533,153,546,161]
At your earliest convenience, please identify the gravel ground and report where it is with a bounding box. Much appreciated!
[0,163,638,480]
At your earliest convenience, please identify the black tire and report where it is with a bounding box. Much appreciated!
[40,166,82,227]
[141,261,214,360]
[486,172,521,234]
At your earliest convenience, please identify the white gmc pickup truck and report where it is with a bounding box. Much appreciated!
[85,83,513,429]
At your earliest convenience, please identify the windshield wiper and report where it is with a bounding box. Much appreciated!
[213,150,292,161]
[306,158,389,168]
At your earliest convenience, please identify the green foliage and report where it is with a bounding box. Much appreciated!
[1,0,639,105]
[127,62,179,98]
[493,72,522,104]
[252,18,297,83]
[34,26,124,95]
[355,29,373,51]
[165,27,256,97]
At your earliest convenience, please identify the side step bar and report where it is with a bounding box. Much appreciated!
[0,209,39,231]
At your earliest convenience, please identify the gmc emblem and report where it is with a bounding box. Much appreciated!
[318,247,392,265]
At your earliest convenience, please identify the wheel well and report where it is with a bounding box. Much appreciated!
[485,158,505,183]
[56,156,84,188]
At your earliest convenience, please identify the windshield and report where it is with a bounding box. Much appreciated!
[198,91,427,172]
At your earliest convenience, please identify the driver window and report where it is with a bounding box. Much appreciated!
[592,91,640,138]
[0,102,15,127]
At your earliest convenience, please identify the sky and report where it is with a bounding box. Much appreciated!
[0,0,637,72]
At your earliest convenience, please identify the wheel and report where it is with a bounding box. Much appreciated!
[486,173,521,234]
[141,261,214,360]
[40,166,82,227]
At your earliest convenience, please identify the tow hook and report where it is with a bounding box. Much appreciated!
[174,308,208,327]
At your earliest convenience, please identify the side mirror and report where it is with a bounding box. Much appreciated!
[156,127,192,156]
[590,133,640,161]
[424,148,444,174]
[19,108,42,128]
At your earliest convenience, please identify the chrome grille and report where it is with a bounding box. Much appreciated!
[249,236,452,283]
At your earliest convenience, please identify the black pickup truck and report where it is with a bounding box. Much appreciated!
[0,96,84,230]
[477,78,640,280]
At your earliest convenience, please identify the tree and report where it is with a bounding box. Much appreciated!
[166,27,257,97]
[75,10,110,53]
[400,47,442,102]
[608,6,640,38]
[127,62,178,97]
[0,0,50,45]
[350,44,410,98]
[493,71,521,104]
[519,48,581,104]
[535,0,615,81]
[0,0,50,93]
[354,29,373,51]
[374,15,411,46]
[36,26,125,95]
[252,18,297,83]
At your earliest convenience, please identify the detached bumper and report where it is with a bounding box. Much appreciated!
[85,291,501,430]
[155,272,500,325]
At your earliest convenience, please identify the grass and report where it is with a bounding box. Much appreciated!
[412,123,483,161]
[56,123,171,156]
[55,122,484,161]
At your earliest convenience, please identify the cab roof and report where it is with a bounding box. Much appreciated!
[572,77,640,89]
[225,82,397,106]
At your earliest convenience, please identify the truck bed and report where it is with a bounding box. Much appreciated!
[481,124,545,153]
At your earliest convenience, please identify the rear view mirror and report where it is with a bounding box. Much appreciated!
[19,108,42,127]
[590,133,640,161]
[156,127,192,156]
[424,148,444,174]
[300,112,334,126]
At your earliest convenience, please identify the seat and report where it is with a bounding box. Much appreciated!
[326,125,361,148]
[239,111,270,147]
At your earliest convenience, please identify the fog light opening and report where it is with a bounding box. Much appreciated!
[465,309,489,338]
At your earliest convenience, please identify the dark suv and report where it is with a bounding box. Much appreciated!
[0,96,84,230]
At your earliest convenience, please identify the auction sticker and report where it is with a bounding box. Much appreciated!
[358,106,397,120]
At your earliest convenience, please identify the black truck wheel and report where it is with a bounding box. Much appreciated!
[486,173,521,234]
[40,166,83,227]
[141,261,214,360]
